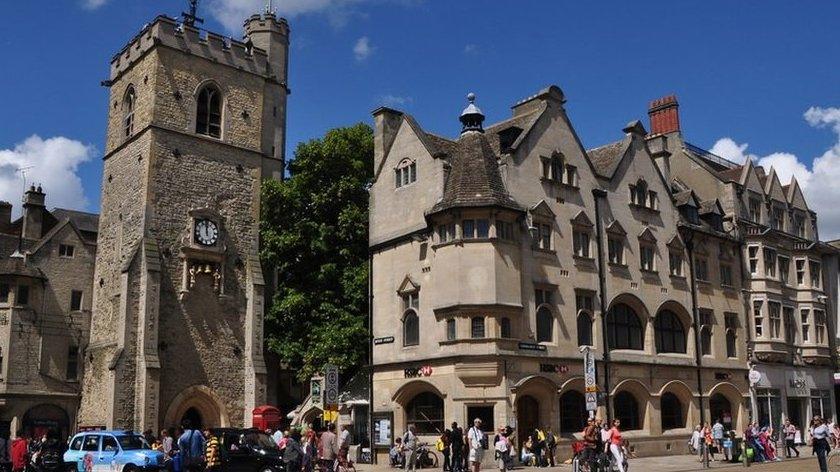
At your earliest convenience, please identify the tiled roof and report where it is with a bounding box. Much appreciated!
[587,139,629,178]
[430,131,522,214]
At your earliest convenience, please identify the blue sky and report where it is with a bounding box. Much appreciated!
[1,0,839,234]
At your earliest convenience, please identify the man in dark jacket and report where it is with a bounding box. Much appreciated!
[283,431,303,472]
[450,423,463,472]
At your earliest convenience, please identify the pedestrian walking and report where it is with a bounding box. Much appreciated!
[403,425,418,472]
[811,416,830,472]
[712,419,726,461]
[284,430,304,472]
[440,429,451,472]
[339,425,352,462]
[450,423,463,472]
[10,432,27,472]
[605,419,625,472]
[783,420,799,458]
[493,427,510,472]
[319,423,340,471]
[467,419,486,472]
[203,430,220,472]
[544,426,556,467]
[177,420,206,472]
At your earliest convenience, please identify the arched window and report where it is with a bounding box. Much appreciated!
[536,306,553,343]
[701,327,712,356]
[406,392,444,435]
[500,317,512,338]
[123,86,136,138]
[403,310,419,346]
[654,310,686,353]
[577,311,592,346]
[471,317,485,339]
[632,179,648,206]
[725,329,737,358]
[559,391,588,434]
[607,303,643,350]
[196,84,222,138]
[614,391,640,431]
[660,392,684,430]
[395,159,417,188]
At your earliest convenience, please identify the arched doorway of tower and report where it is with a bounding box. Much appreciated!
[164,385,230,430]
[707,382,744,432]
[516,396,539,450]
[391,380,446,438]
[513,375,558,449]
[22,404,70,441]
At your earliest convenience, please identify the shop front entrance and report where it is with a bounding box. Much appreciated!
[786,398,806,430]
[516,395,539,450]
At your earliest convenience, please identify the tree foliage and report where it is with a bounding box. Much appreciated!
[260,123,373,381]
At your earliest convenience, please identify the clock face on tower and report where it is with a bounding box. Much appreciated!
[194,219,219,246]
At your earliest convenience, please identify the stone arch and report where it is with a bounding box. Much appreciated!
[513,375,559,447]
[22,404,70,440]
[610,379,650,432]
[559,376,585,395]
[391,380,446,404]
[706,381,745,431]
[654,300,692,328]
[657,380,695,432]
[608,293,651,319]
[164,385,230,429]
[607,293,649,351]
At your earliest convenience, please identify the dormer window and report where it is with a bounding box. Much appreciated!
[571,212,594,259]
[629,179,657,210]
[681,205,699,225]
[395,159,417,188]
[540,152,578,187]
[196,83,222,138]
[748,198,762,224]
[793,213,806,238]
[771,206,785,231]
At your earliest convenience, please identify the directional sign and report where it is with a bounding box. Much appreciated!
[324,364,340,408]
[582,346,597,411]
[585,392,597,412]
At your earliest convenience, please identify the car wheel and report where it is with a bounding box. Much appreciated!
[124,464,139,472]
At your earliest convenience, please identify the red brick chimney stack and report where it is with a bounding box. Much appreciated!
[648,95,680,135]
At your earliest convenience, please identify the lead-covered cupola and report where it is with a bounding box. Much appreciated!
[460,92,485,134]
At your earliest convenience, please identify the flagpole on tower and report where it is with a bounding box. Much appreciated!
[182,0,204,27]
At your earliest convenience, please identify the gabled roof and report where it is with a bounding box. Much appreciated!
[606,219,627,236]
[397,274,420,294]
[485,103,548,155]
[763,167,786,201]
[787,176,809,210]
[638,227,656,242]
[27,218,90,255]
[667,234,685,249]
[673,190,698,207]
[570,210,593,227]
[531,200,556,218]
[699,199,723,215]
[429,131,522,214]
[716,165,744,183]
[587,138,631,179]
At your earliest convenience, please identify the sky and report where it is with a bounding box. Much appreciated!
[1,0,839,235]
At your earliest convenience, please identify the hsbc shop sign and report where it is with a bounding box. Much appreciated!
[404,365,433,378]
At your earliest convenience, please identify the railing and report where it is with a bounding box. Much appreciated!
[685,142,741,170]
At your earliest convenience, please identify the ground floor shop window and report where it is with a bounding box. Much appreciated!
[559,390,588,433]
[756,388,782,430]
[660,392,684,430]
[467,405,494,431]
[406,392,444,434]
[614,391,641,431]
[811,390,831,419]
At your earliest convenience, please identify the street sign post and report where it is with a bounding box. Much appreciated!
[582,346,597,412]
[324,364,339,409]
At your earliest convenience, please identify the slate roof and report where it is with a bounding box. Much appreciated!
[429,131,522,214]
[587,139,629,178]
[52,208,99,235]
[717,166,743,183]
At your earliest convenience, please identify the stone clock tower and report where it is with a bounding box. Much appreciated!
[78,10,289,430]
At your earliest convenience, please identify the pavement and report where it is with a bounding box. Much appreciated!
[356,448,827,472]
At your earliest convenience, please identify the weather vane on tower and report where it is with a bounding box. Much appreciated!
[182,0,204,27]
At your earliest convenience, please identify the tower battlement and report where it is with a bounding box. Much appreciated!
[110,15,281,83]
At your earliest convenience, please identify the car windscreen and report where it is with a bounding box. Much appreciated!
[244,433,277,450]
[118,435,150,450]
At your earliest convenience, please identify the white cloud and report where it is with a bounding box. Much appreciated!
[0,135,96,218]
[353,36,374,61]
[378,94,412,107]
[81,0,108,10]
[208,0,366,33]
[710,106,840,238]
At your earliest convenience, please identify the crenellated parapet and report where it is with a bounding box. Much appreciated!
[110,15,272,82]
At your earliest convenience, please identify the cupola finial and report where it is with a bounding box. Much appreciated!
[460,92,485,134]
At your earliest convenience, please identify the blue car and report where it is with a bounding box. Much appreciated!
[64,431,165,472]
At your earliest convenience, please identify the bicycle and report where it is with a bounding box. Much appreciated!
[410,444,439,469]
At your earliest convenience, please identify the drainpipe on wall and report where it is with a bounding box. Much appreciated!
[591,188,612,421]
[681,227,706,428]
[368,251,376,464]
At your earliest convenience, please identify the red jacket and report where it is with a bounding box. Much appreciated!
[11,438,28,471]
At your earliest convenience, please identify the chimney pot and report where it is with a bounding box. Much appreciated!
[648,94,680,135]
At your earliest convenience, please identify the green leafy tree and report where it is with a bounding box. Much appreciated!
[260,123,373,381]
